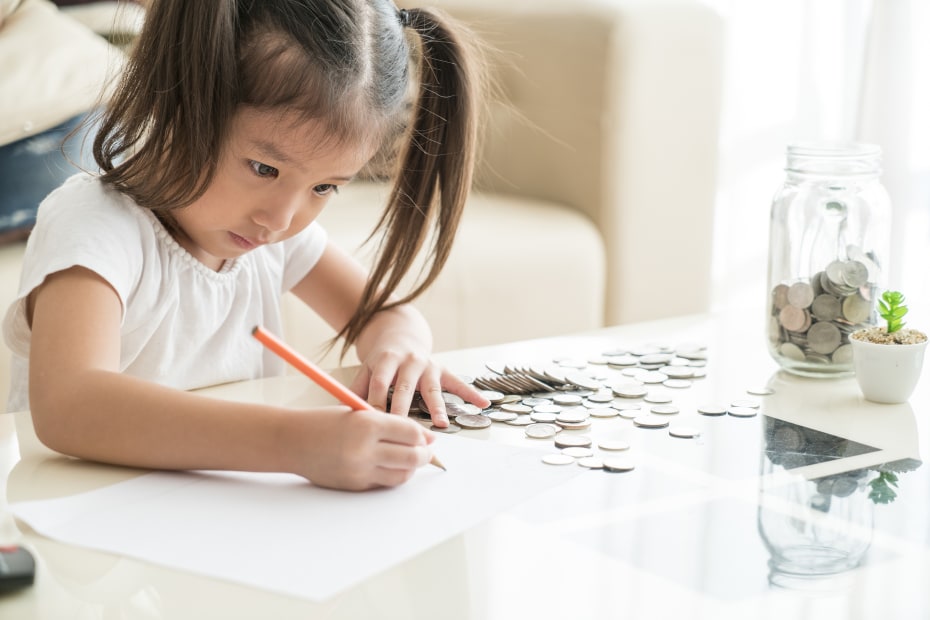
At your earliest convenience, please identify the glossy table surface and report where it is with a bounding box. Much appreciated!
[1,311,928,619]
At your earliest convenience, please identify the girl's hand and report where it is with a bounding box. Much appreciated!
[349,351,491,428]
[288,406,436,491]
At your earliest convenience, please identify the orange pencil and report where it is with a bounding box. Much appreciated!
[251,325,446,471]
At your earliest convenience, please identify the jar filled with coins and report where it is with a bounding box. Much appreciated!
[766,143,891,377]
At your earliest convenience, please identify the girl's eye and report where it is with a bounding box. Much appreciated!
[314,184,339,196]
[249,160,279,178]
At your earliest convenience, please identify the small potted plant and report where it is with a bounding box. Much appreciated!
[850,290,928,403]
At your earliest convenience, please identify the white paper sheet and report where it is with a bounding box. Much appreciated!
[11,433,583,601]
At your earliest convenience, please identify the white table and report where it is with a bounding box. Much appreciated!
[2,312,928,619]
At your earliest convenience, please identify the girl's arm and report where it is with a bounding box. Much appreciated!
[27,266,434,490]
[290,242,490,426]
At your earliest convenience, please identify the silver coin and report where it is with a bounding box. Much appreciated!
[832,344,854,363]
[643,392,673,404]
[587,355,610,365]
[522,397,551,407]
[787,281,815,308]
[565,372,602,391]
[586,391,615,403]
[811,294,842,321]
[442,392,466,405]
[430,424,462,434]
[553,393,584,406]
[525,423,559,439]
[561,446,594,458]
[501,403,533,414]
[444,402,481,417]
[746,386,775,396]
[577,456,605,469]
[454,414,492,429]
[697,404,727,416]
[661,366,694,379]
[554,435,593,449]
[588,407,619,418]
[531,411,558,423]
[555,419,592,430]
[663,379,693,389]
[730,398,761,409]
[505,415,535,426]
[602,458,636,472]
[598,439,631,451]
[640,371,669,384]
[612,383,648,399]
[669,426,701,438]
[807,321,842,355]
[542,453,576,466]
[779,342,806,361]
[606,354,639,367]
[479,390,506,404]
[727,406,758,418]
[650,404,680,415]
[487,411,519,422]
[842,294,871,324]
[633,414,669,428]
[556,409,590,424]
[533,403,562,414]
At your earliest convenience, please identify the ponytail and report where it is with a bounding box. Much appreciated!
[337,6,486,353]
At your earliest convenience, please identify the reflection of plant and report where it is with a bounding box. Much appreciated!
[868,471,899,504]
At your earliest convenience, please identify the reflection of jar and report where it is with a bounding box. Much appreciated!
[758,417,874,587]
[766,143,891,377]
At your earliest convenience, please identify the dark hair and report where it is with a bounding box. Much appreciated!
[93,0,486,353]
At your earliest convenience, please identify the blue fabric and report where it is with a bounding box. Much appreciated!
[0,113,99,242]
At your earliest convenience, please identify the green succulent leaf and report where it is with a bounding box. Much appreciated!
[879,290,908,333]
[868,471,899,504]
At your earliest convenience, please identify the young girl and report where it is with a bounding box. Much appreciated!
[2,0,491,491]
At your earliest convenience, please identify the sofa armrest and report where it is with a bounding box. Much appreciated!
[425,0,725,325]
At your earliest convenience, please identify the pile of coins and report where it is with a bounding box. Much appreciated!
[404,343,771,473]
[768,255,879,368]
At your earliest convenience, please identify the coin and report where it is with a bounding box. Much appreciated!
[501,403,532,414]
[612,383,648,399]
[633,414,669,428]
[730,398,761,409]
[588,407,619,418]
[565,372,602,391]
[487,411,518,422]
[602,458,636,472]
[697,404,727,416]
[640,371,669,384]
[555,419,592,430]
[542,454,576,466]
[561,446,594,458]
[811,294,841,321]
[556,409,589,424]
[746,386,775,396]
[727,406,758,418]
[807,321,842,354]
[663,379,692,389]
[525,423,559,439]
[553,394,584,406]
[577,456,604,469]
[505,416,535,426]
[787,281,815,308]
[430,424,462,434]
[644,392,673,404]
[598,439,631,451]
[531,411,558,423]
[650,404,680,415]
[479,389,506,403]
[454,414,492,429]
[669,426,701,438]
[554,435,593,449]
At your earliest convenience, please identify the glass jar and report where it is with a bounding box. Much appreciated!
[766,143,891,377]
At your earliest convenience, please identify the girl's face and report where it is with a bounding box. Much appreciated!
[171,108,377,270]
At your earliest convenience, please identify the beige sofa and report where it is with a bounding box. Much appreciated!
[0,0,724,407]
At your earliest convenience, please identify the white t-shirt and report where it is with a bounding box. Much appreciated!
[2,173,328,412]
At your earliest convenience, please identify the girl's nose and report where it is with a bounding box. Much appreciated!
[253,196,301,233]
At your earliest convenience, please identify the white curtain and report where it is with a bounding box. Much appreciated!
[707,0,930,323]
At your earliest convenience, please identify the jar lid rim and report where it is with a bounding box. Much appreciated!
[787,142,882,159]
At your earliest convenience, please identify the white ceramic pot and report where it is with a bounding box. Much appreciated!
[850,336,927,404]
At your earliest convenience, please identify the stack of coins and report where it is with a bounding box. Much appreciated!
[768,255,878,370]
